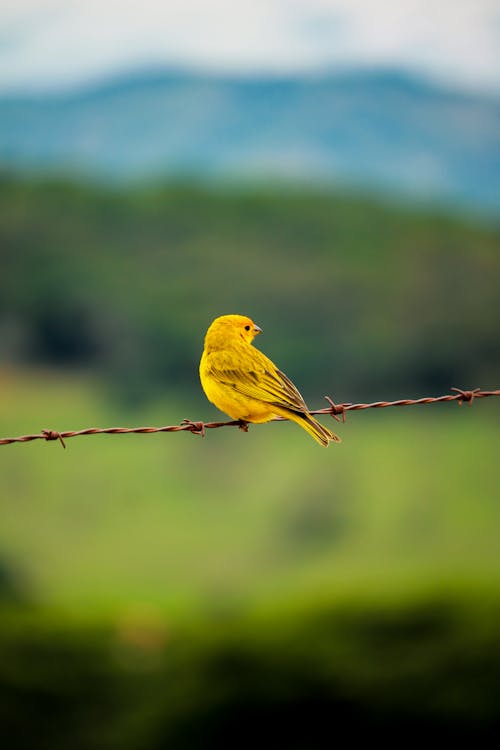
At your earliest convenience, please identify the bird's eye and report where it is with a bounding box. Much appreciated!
[244,325,251,331]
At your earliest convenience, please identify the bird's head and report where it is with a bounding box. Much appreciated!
[205,314,262,348]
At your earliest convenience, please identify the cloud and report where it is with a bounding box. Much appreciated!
[0,0,499,92]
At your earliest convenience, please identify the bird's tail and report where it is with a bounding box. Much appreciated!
[277,408,342,447]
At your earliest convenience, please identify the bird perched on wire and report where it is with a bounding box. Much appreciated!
[199,314,341,446]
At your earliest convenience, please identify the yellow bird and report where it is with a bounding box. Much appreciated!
[199,314,341,447]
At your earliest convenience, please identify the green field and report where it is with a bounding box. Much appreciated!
[1,177,499,744]
[1,370,498,618]
[1,371,500,746]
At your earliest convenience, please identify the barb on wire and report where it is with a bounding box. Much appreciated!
[0,387,498,449]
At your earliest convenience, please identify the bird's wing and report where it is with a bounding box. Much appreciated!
[205,348,309,412]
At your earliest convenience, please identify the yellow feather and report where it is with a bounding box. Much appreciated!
[199,314,341,447]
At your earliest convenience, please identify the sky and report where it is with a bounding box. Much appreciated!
[1,0,499,94]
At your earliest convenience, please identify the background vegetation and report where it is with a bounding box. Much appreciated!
[1,174,498,401]
[1,174,499,746]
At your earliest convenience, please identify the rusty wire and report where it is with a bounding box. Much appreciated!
[0,387,498,449]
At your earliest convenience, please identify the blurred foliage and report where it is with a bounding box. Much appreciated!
[0,173,499,404]
[1,174,499,744]
[2,388,497,744]
[1,594,500,748]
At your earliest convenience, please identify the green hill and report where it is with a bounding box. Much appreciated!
[1,174,498,403]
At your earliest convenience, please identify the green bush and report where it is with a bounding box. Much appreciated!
[1,595,500,749]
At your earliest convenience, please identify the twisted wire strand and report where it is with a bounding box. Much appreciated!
[0,387,498,449]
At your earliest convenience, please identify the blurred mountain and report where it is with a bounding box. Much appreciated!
[0,69,499,212]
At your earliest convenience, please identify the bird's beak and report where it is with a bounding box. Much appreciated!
[253,325,262,335]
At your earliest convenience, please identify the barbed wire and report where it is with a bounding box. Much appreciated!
[0,387,498,449]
